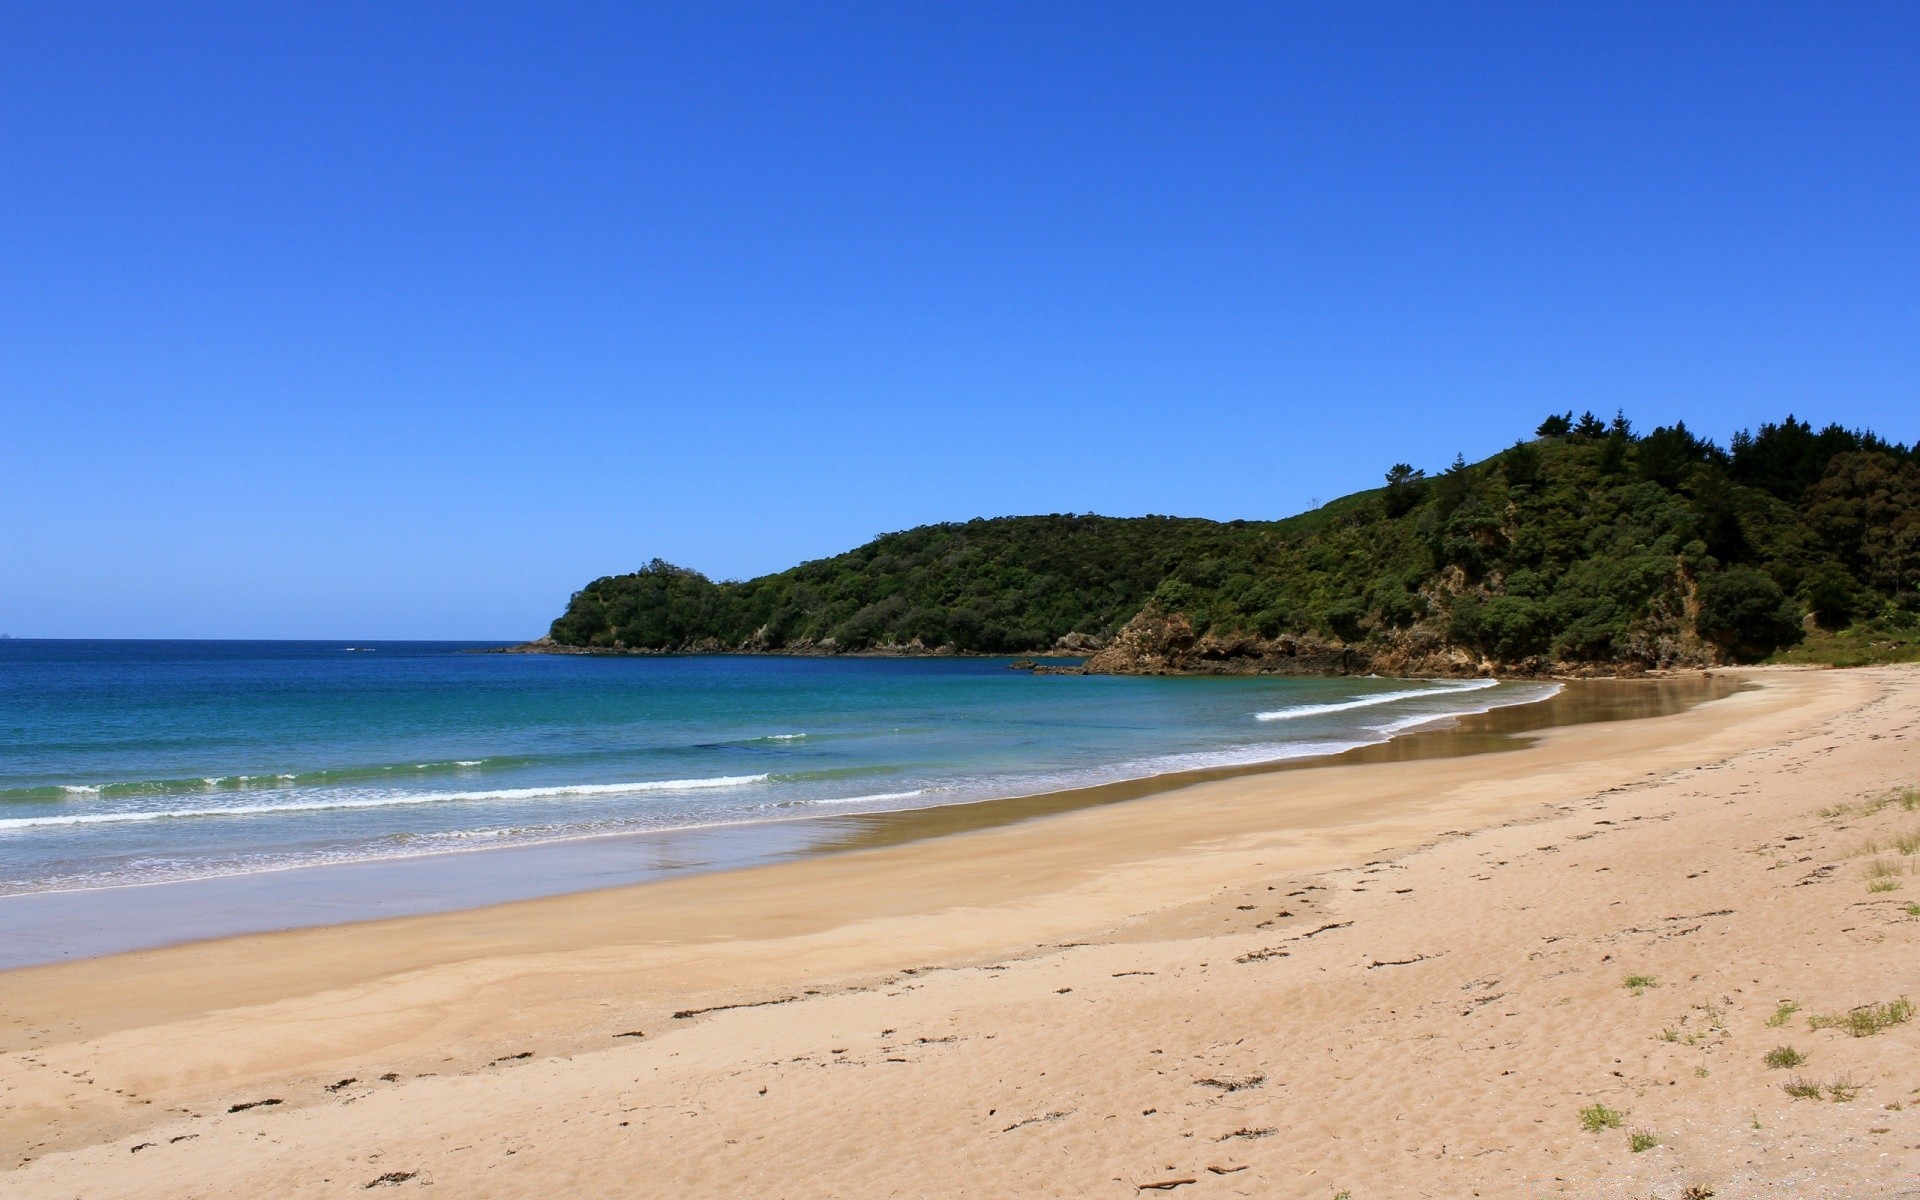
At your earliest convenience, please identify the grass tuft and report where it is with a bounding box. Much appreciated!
[1578,1102,1627,1132]
[1865,858,1908,891]
[1786,1072,1865,1102]
[1628,1129,1659,1153]
[1809,998,1914,1037]
[1623,974,1657,994]
[1765,1001,1799,1028]
[1763,1045,1806,1069]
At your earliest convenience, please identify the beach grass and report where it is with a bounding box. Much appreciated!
[1808,998,1913,1038]
[1864,858,1906,891]
[1579,1102,1627,1132]
[1763,1046,1805,1069]
[1769,625,1920,668]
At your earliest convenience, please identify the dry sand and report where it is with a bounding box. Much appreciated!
[2,665,1917,1198]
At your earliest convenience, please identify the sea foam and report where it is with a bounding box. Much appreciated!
[1253,677,1498,722]
[0,774,772,830]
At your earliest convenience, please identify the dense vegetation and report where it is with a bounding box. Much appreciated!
[546,413,1919,668]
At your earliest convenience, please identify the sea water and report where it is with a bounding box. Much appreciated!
[0,640,1556,961]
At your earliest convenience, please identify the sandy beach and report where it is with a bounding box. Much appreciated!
[3,665,1917,1198]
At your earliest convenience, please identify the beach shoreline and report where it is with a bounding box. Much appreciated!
[3,664,1916,1197]
[0,674,1729,970]
[0,673,1574,967]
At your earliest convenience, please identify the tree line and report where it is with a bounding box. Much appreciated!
[546,412,1918,667]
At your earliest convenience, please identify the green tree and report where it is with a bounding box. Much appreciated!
[1695,567,1802,660]
[1382,463,1427,518]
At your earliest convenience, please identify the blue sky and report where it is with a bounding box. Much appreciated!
[3,3,1916,638]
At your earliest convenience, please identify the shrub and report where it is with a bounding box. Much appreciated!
[1628,1130,1659,1153]
[1503,441,1544,488]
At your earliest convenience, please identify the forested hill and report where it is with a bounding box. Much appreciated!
[538,413,1920,674]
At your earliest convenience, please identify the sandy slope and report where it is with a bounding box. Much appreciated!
[3,666,1917,1199]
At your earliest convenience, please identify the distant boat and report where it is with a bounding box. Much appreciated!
[342,646,375,652]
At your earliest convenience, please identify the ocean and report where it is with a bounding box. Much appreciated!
[0,640,1557,962]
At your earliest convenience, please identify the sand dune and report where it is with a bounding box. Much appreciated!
[3,666,1917,1198]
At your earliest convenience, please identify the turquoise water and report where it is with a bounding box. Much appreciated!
[0,641,1555,901]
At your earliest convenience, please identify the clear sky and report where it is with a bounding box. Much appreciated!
[3,4,1916,639]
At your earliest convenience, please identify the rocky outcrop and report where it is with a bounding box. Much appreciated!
[1079,608,1374,676]
[1076,607,1721,678]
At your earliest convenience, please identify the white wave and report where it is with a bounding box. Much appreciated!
[1365,682,1563,736]
[1253,678,1498,722]
[800,788,926,807]
[1108,739,1376,777]
[0,774,772,830]
[761,733,808,741]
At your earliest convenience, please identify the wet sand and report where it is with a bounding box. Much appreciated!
[3,666,1915,1198]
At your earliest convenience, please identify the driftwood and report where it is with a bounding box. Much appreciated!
[1367,953,1438,969]
[1194,1073,1265,1092]
[673,995,799,1020]
[1300,921,1353,938]
[1215,1127,1276,1141]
